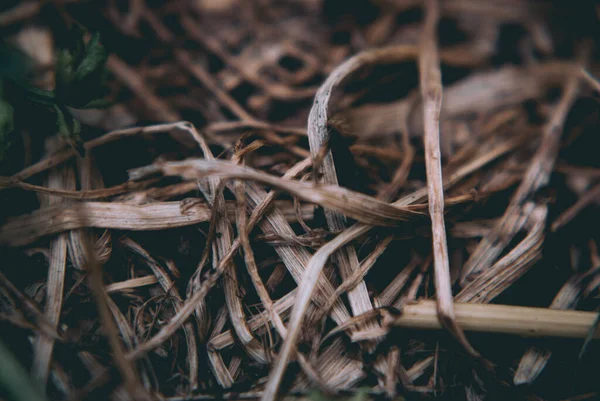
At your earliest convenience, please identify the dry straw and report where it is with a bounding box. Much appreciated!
[1,0,600,400]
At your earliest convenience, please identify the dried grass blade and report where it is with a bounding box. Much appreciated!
[0,199,310,247]
[418,0,480,360]
[207,308,235,388]
[316,235,394,324]
[304,12,403,354]
[105,276,158,293]
[377,254,421,307]
[0,176,155,199]
[334,62,580,139]
[209,289,298,351]
[32,163,72,385]
[261,223,370,401]
[456,204,547,303]
[514,273,584,384]
[11,122,188,182]
[140,159,422,226]
[292,339,365,390]
[195,131,268,366]
[0,201,209,246]
[461,71,581,283]
[235,180,363,386]
[234,177,330,390]
[67,156,110,275]
[104,296,154,390]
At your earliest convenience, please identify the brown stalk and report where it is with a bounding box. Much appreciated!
[0,176,156,199]
[233,158,330,391]
[195,133,269,366]
[31,159,72,385]
[207,308,236,387]
[138,159,422,226]
[456,203,548,303]
[304,30,410,366]
[314,235,394,325]
[333,62,580,139]
[418,0,480,360]
[460,64,581,283]
[105,276,158,293]
[0,199,312,246]
[205,120,306,137]
[390,300,600,340]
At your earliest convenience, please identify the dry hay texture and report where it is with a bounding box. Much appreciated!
[1,1,600,401]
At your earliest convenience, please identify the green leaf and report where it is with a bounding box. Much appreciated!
[55,105,81,139]
[57,32,109,108]
[54,105,83,155]
[74,32,108,82]
[0,98,14,161]
[0,339,47,401]
[20,83,56,107]
[54,106,83,145]
[55,105,71,138]
[72,115,82,137]
[55,48,76,96]
[70,23,87,62]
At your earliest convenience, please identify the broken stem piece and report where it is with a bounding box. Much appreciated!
[392,300,599,340]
